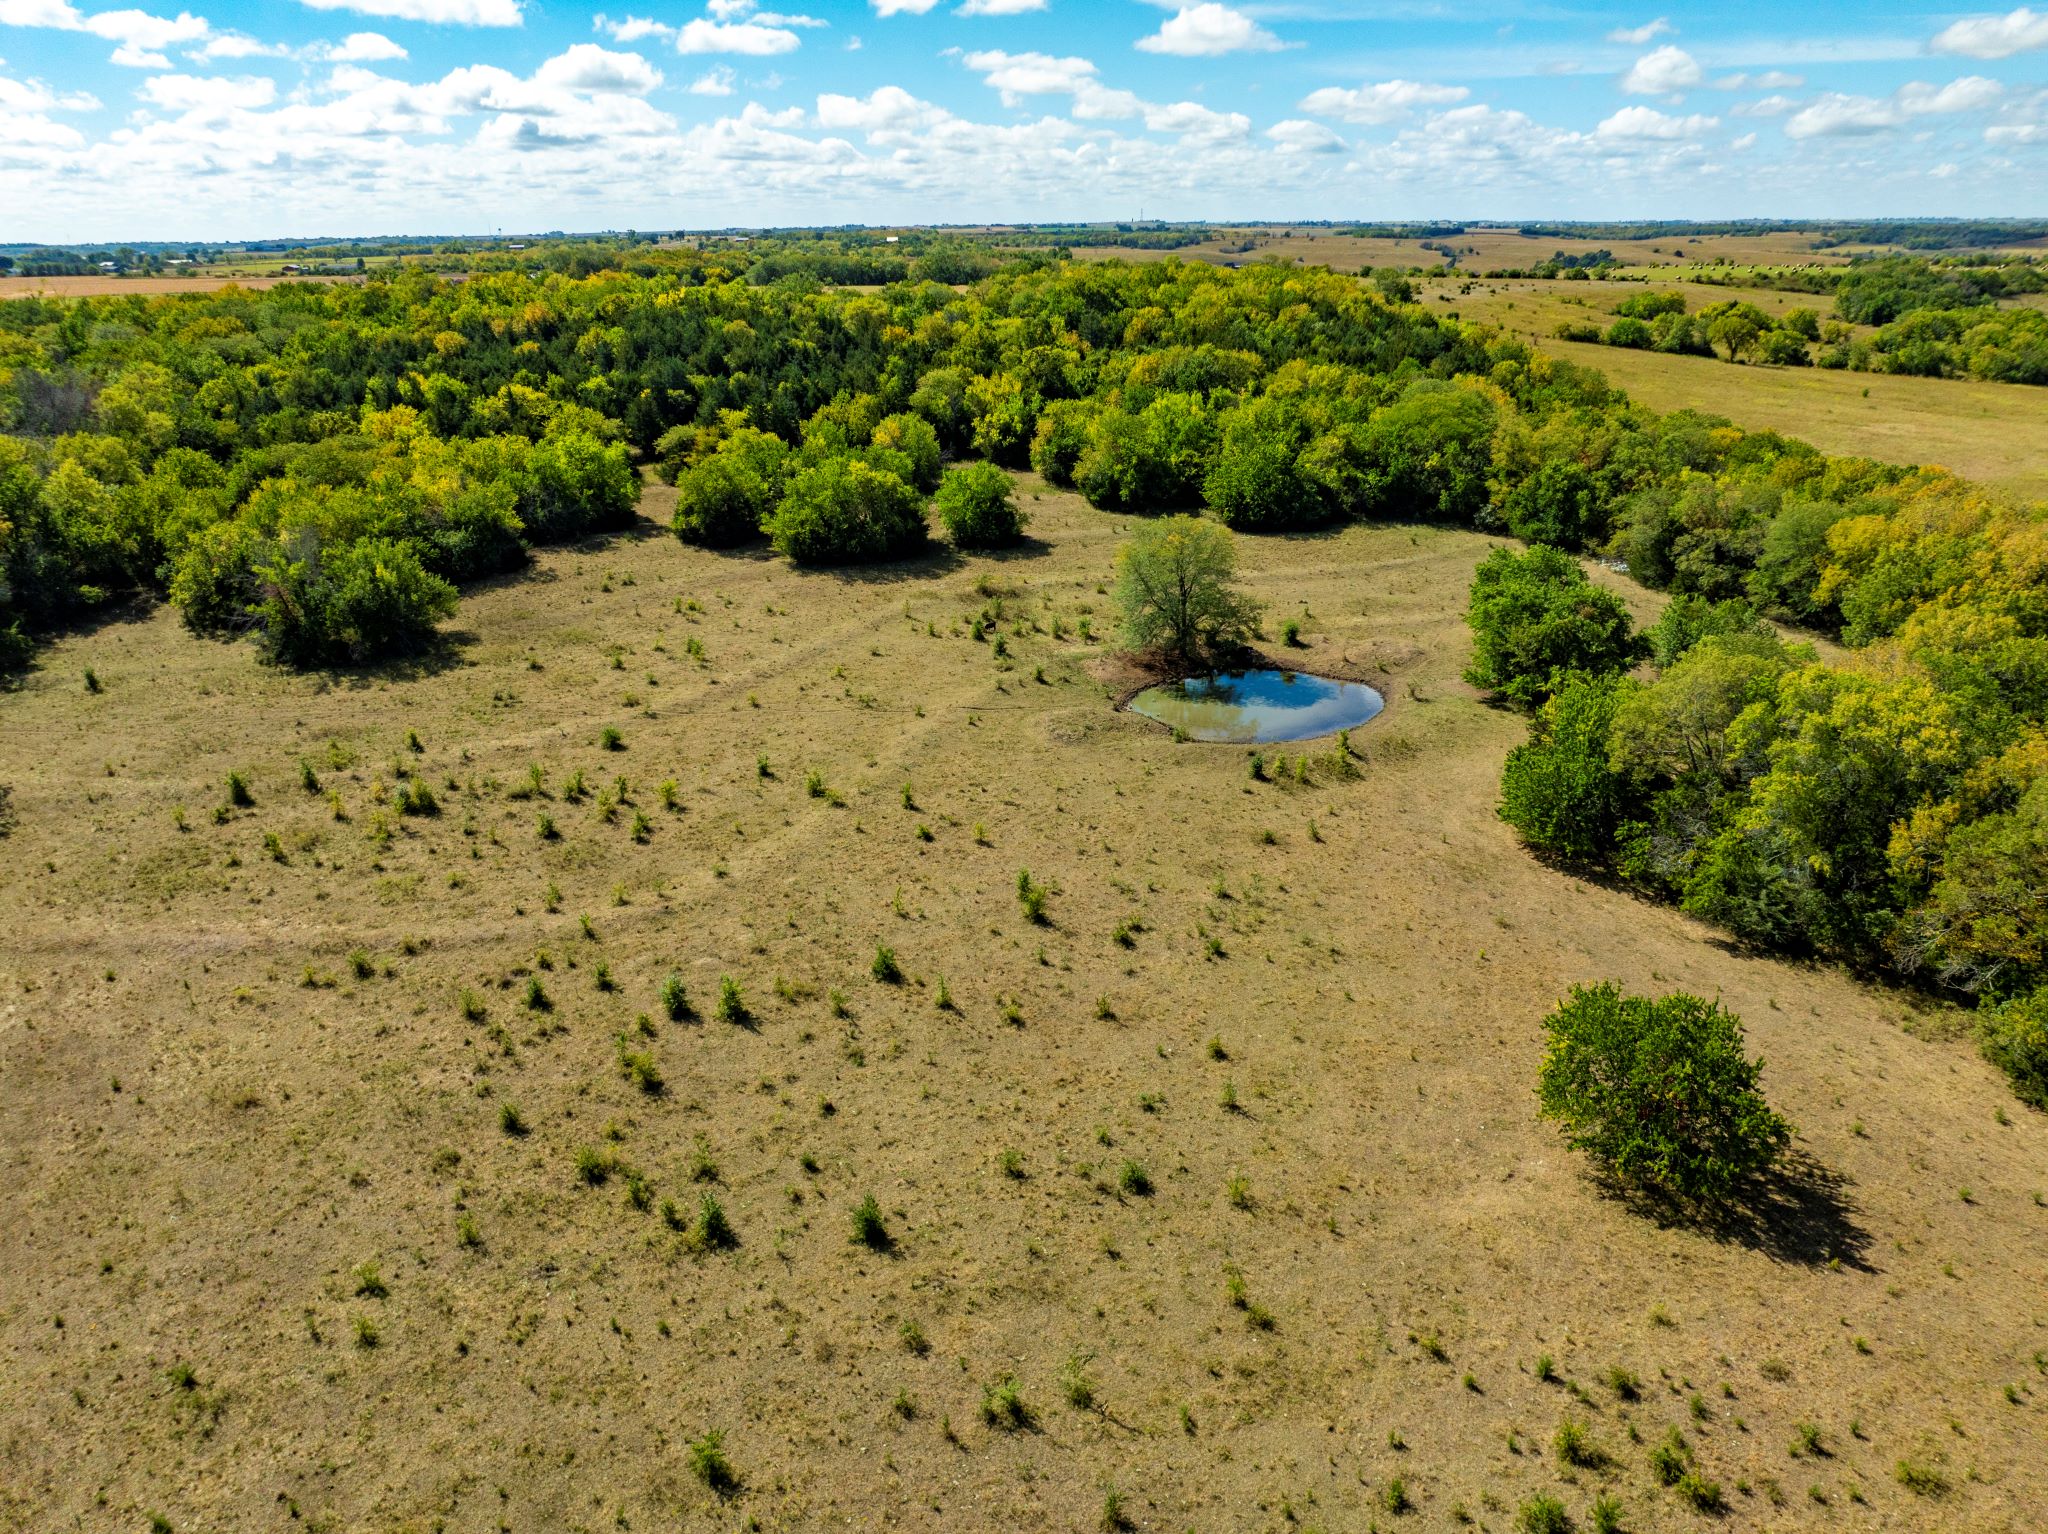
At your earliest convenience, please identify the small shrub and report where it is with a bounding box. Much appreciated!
[871,944,901,983]
[659,971,688,1021]
[850,1193,891,1250]
[1648,1426,1691,1486]
[1895,1459,1947,1497]
[573,1145,615,1185]
[524,977,551,1011]
[226,770,253,807]
[690,1193,737,1251]
[715,974,747,1026]
[1118,1160,1152,1197]
[1016,868,1048,924]
[1555,1416,1599,1467]
[686,1429,736,1494]
[1384,1477,1410,1514]
[599,725,623,751]
[979,1374,1030,1430]
[1059,1349,1097,1409]
[499,1102,527,1136]
[1589,1494,1622,1534]
[1517,1493,1571,1534]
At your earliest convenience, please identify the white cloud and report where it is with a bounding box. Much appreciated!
[1931,7,2048,59]
[1142,99,1247,141]
[1135,4,1281,58]
[602,15,672,42]
[1712,70,1802,90]
[675,17,799,54]
[688,64,734,94]
[816,82,942,133]
[957,0,1043,12]
[1785,76,2003,138]
[1595,104,1717,139]
[868,0,938,13]
[0,4,217,67]
[962,49,1141,118]
[295,0,522,23]
[1607,18,1672,45]
[534,43,660,93]
[326,31,404,60]
[1265,117,1343,154]
[139,71,276,113]
[192,33,287,59]
[1620,44,1700,95]
[1298,78,1467,125]
[1732,94,1798,117]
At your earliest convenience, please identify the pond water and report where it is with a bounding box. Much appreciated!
[1126,669,1385,744]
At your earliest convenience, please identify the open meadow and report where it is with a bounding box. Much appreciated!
[2,478,2043,1533]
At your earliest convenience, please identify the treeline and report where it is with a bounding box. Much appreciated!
[1561,261,2048,385]
[1467,461,2048,1107]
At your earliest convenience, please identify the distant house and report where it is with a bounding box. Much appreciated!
[98,261,118,272]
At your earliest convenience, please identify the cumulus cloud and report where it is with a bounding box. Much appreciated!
[534,43,660,93]
[868,0,938,13]
[325,31,405,61]
[295,0,523,23]
[1785,75,2002,138]
[1135,4,1282,58]
[815,81,944,133]
[962,49,1140,118]
[1142,98,1248,141]
[1595,104,1717,140]
[1620,44,1700,95]
[1607,18,1672,44]
[139,70,275,113]
[675,17,800,54]
[957,0,1044,12]
[1298,78,1467,125]
[1931,7,2048,59]
[1265,117,1343,154]
[688,64,734,94]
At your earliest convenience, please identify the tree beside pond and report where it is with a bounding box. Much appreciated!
[1113,515,1261,665]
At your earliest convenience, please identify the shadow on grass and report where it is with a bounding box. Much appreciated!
[1594,1151,1873,1271]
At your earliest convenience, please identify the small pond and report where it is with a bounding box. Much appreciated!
[1126,669,1385,744]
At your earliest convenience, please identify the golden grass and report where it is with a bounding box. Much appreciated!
[1,483,2042,1529]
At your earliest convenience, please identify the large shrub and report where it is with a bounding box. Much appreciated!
[1978,988,2048,1110]
[767,456,927,565]
[1464,544,1640,707]
[672,439,784,547]
[1203,399,1337,532]
[870,413,942,493]
[1498,672,1635,860]
[934,461,1026,548]
[256,535,457,666]
[1113,514,1260,663]
[1537,983,1793,1203]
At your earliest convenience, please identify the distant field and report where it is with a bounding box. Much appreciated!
[1063,226,1946,275]
[1409,273,2048,503]
[0,272,363,299]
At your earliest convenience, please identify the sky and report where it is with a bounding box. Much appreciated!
[1,1,2045,242]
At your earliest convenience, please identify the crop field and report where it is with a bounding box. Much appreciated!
[2,477,2042,1533]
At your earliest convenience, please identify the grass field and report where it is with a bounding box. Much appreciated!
[0,273,365,299]
[2,479,2043,1532]
[1419,274,2048,504]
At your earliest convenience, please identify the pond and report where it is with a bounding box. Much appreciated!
[1126,669,1385,744]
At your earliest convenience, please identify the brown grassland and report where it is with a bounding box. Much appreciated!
[1,469,2044,1532]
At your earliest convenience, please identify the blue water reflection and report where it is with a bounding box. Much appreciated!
[1127,669,1385,744]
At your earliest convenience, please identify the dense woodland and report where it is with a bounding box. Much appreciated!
[1,248,2044,1104]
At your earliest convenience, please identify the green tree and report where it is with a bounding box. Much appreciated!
[933,461,1026,548]
[1537,983,1793,1204]
[1464,545,1641,707]
[767,456,927,565]
[1113,515,1261,664]
[1498,672,1635,860]
[1977,987,2048,1110]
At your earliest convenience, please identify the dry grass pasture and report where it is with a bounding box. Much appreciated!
[0,273,365,300]
[1417,275,2048,504]
[1,481,2045,1534]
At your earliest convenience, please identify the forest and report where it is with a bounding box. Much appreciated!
[1,249,2044,1107]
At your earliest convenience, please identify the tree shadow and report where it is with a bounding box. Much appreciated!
[310,628,480,688]
[1593,1151,1873,1271]
[970,533,1056,564]
[807,542,967,587]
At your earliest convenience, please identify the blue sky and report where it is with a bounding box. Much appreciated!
[1,0,2044,240]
